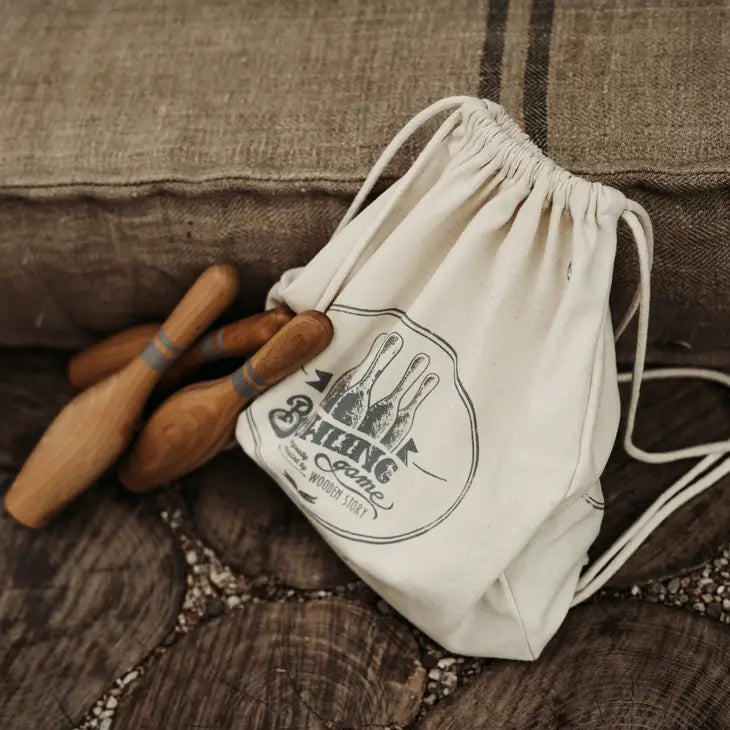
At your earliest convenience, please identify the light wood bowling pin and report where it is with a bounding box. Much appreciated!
[329,332,403,428]
[4,264,240,528]
[161,307,294,388]
[67,323,162,389]
[358,353,430,439]
[381,373,439,451]
[68,307,294,391]
[118,311,334,493]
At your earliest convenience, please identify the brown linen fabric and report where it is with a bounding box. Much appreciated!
[0,0,728,363]
[2,186,725,366]
[613,187,730,367]
[0,190,350,347]
[482,0,730,189]
[0,0,486,191]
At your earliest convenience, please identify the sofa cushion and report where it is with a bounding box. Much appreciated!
[0,0,728,364]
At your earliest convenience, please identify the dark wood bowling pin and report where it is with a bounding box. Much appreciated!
[117,311,334,493]
[68,307,294,391]
[358,353,430,439]
[381,373,439,451]
[4,264,240,528]
[329,333,403,428]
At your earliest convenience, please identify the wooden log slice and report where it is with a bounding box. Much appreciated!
[0,349,185,727]
[422,601,730,729]
[0,481,185,728]
[190,450,355,589]
[596,377,730,585]
[0,349,74,469]
[115,598,426,730]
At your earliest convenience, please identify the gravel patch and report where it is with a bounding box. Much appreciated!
[73,488,371,729]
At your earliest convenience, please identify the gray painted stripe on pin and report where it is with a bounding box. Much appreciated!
[231,367,260,400]
[141,341,173,373]
[199,327,226,360]
[245,359,267,388]
[199,332,219,360]
[156,328,183,356]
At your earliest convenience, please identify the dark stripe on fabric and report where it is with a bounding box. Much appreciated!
[523,0,555,150]
[479,0,510,102]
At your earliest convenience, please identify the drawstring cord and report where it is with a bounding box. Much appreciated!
[315,96,475,311]
[613,200,654,341]
[572,204,730,604]
[333,96,476,236]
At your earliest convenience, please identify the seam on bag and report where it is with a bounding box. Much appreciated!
[559,297,612,508]
[501,571,536,660]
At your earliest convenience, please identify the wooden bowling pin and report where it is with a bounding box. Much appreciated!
[67,323,162,389]
[381,373,439,451]
[161,307,294,388]
[4,264,240,528]
[329,332,403,428]
[68,307,294,391]
[358,353,430,439]
[118,311,334,493]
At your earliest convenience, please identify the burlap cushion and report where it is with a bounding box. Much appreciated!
[0,0,727,364]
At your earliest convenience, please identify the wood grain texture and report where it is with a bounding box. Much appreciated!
[0,350,184,726]
[422,601,730,729]
[155,263,239,350]
[4,265,240,527]
[241,310,333,392]
[118,375,245,493]
[191,451,355,589]
[114,598,425,730]
[160,306,294,389]
[68,307,294,391]
[0,479,185,728]
[0,349,74,470]
[119,311,333,493]
[4,358,156,526]
[596,378,730,585]
[67,322,161,390]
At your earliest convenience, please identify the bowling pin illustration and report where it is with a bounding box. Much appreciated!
[358,353,430,439]
[329,332,403,428]
[320,333,387,413]
[381,372,439,451]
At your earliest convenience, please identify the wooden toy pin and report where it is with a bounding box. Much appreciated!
[68,307,294,390]
[118,310,334,493]
[4,264,240,528]
[67,323,161,389]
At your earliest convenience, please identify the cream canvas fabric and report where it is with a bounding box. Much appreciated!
[236,97,730,660]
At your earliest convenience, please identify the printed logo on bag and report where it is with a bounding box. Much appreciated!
[245,305,479,543]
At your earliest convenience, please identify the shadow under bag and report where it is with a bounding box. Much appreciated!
[236,97,730,660]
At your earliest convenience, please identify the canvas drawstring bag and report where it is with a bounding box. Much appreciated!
[236,96,730,660]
